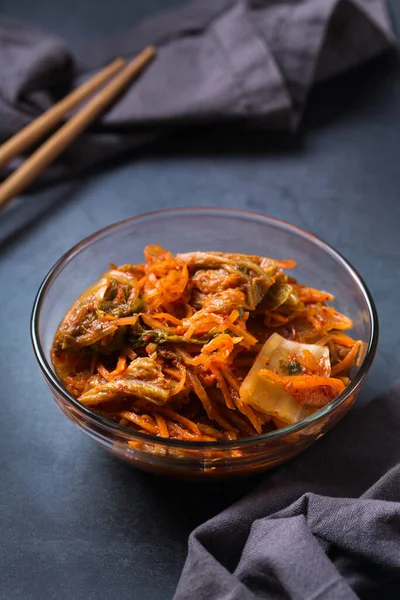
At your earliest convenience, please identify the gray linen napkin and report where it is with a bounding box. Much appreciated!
[174,382,400,600]
[0,0,395,183]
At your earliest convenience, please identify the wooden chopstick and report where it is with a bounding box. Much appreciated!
[0,58,126,170]
[0,45,156,211]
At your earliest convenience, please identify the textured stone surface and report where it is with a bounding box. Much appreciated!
[0,2,399,598]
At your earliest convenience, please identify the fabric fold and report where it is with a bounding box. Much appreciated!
[0,0,395,185]
[174,382,400,599]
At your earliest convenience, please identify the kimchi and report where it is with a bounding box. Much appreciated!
[51,246,363,441]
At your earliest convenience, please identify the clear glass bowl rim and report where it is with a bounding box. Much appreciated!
[31,207,379,449]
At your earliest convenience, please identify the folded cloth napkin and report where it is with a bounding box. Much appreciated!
[0,0,395,184]
[174,382,400,600]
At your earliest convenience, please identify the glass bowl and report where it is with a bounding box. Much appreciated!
[31,208,378,480]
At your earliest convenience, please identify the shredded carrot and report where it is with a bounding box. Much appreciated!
[228,323,258,346]
[185,369,214,419]
[141,314,177,333]
[276,259,296,268]
[224,309,240,329]
[297,286,334,303]
[197,423,235,440]
[103,314,118,321]
[153,406,200,435]
[123,347,138,361]
[210,364,235,410]
[331,342,361,376]
[331,333,359,347]
[109,354,127,378]
[299,349,319,372]
[265,310,289,324]
[52,244,362,444]
[221,365,241,393]
[169,362,187,396]
[146,343,158,356]
[147,313,182,326]
[183,315,221,340]
[305,314,323,331]
[187,368,234,431]
[260,369,345,394]
[168,422,215,442]
[315,334,332,346]
[120,411,158,435]
[190,334,239,369]
[137,275,147,289]
[155,414,170,438]
[163,367,182,381]
[97,363,113,382]
[113,315,139,327]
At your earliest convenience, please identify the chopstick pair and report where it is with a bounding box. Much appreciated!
[0,46,156,211]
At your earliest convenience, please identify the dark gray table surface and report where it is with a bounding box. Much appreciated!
[1,2,400,599]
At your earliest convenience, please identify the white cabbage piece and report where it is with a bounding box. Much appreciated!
[239,333,331,426]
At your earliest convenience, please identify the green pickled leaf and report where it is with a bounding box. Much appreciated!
[246,276,272,311]
[279,359,305,375]
[236,264,248,274]
[264,282,293,311]
[128,329,210,348]
[91,326,128,354]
